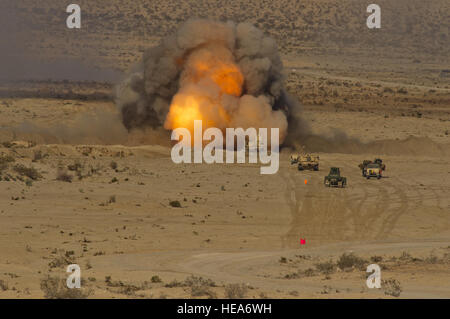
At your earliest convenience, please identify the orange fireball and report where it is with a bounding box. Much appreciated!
[165,46,244,138]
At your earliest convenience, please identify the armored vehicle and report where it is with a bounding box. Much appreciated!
[324,167,347,188]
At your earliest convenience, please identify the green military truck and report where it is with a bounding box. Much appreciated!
[324,167,347,188]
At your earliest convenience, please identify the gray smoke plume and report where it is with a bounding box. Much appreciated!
[116,19,305,144]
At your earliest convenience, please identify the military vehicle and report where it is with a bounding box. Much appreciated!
[290,154,300,165]
[364,163,383,179]
[297,154,320,171]
[359,158,386,177]
[324,167,347,187]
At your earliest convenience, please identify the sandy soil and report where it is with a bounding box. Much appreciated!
[0,96,449,298]
[0,0,449,299]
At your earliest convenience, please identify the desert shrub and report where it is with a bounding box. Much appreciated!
[13,164,41,180]
[424,254,439,264]
[110,161,118,170]
[337,253,367,270]
[40,276,92,299]
[56,169,73,183]
[67,161,83,172]
[303,268,316,277]
[224,283,248,299]
[0,154,15,172]
[185,276,216,298]
[0,154,15,164]
[370,255,383,263]
[1,141,13,148]
[32,150,45,162]
[117,284,140,296]
[164,279,185,288]
[151,275,162,283]
[169,200,181,208]
[382,279,402,297]
[315,260,336,274]
[48,251,75,269]
[0,280,8,291]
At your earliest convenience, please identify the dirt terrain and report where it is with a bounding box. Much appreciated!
[0,1,449,299]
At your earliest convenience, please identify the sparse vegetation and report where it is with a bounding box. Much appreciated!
[13,164,41,180]
[1,141,13,148]
[169,200,181,208]
[337,253,367,271]
[40,276,92,299]
[0,280,8,291]
[315,260,336,275]
[151,275,162,283]
[48,251,75,269]
[382,279,402,297]
[110,161,118,170]
[109,195,116,204]
[185,275,217,298]
[56,169,73,182]
[224,283,248,299]
[32,150,45,162]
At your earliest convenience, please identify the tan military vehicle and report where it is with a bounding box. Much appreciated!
[290,154,301,165]
[297,154,320,171]
[359,158,385,179]
[364,163,383,179]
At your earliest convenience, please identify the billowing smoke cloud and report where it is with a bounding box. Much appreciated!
[116,19,304,145]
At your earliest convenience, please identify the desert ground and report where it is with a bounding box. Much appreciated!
[0,0,449,299]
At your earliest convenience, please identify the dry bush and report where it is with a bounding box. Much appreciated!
[0,280,8,291]
[315,260,336,274]
[32,150,46,162]
[337,253,367,271]
[13,164,41,180]
[110,161,118,170]
[56,169,73,183]
[40,276,92,299]
[169,200,181,208]
[185,275,217,298]
[151,275,162,283]
[165,279,184,288]
[0,154,15,169]
[1,141,13,148]
[382,279,402,297]
[224,283,248,299]
[104,276,147,296]
[48,251,75,269]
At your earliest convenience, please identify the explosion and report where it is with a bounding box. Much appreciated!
[116,19,304,146]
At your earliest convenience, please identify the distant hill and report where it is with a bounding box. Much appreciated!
[6,0,450,70]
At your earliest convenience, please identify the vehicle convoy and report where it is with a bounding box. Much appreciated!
[359,158,386,178]
[324,167,347,188]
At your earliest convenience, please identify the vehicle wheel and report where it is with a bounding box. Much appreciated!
[298,166,304,171]
[366,176,370,179]
[314,166,319,171]
[377,175,381,179]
